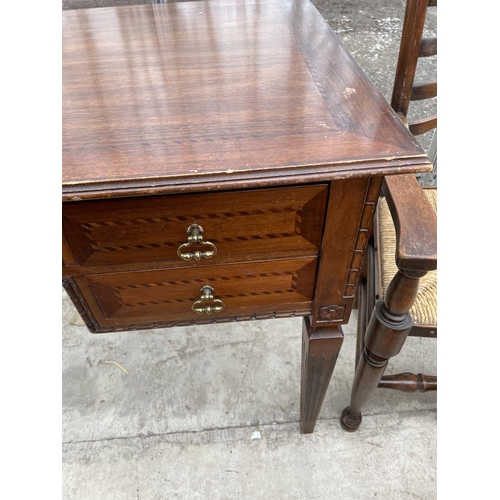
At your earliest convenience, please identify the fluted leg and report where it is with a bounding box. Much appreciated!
[300,316,344,434]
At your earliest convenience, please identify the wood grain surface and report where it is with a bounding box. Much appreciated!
[75,256,318,327]
[62,0,430,200]
[62,184,328,270]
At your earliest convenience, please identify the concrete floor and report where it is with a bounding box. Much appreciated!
[62,1,437,498]
[62,294,437,499]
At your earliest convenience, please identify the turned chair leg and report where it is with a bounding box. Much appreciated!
[300,316,344,434]
[341,269,426,432]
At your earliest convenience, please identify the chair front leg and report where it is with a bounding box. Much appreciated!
[340,269,425,432]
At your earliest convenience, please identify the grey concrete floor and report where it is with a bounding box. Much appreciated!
[63,292,437,499]
[62,1,437,498]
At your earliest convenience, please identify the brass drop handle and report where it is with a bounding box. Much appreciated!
[177,224,217,261]
[192,286,225,314]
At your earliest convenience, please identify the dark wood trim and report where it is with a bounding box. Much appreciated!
[411,81,437,101]
[378,373,437,392]
[312,177,382,327]
[419,37,437,57]
[62,277,99,332]
[390,0,429,116]
[63,157,431,202]
[409,117,437,136]
[383,175,437,271]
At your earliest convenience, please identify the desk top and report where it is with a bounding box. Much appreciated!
[62,0,430,201]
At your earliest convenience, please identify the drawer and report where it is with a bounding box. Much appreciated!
[76,257,317,329]
[63,185,328,269]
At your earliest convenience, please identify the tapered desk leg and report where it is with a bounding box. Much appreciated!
[300,316,344,434]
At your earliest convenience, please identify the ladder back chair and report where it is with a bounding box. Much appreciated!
[340,0,437,432]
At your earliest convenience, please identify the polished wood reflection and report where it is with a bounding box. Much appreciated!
[62,0,434,435]
[62,0,428,200]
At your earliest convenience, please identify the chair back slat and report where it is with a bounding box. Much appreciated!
[420,37,437,57]
[390,0,429,117]
[409,116,437,136]
[391,0,437,136]
[411,81,437,101]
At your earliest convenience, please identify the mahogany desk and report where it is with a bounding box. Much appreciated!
[62,0,431,433]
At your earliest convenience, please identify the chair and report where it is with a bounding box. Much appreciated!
[340,0,437,432]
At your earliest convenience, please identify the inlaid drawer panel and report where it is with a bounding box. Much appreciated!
[76,257,318,328]
[63,185,328,268]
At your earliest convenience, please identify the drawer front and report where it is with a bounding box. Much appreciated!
[76,257,317,328]
[63,185,328,268]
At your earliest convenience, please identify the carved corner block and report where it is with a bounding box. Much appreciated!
[316,304,347,323]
